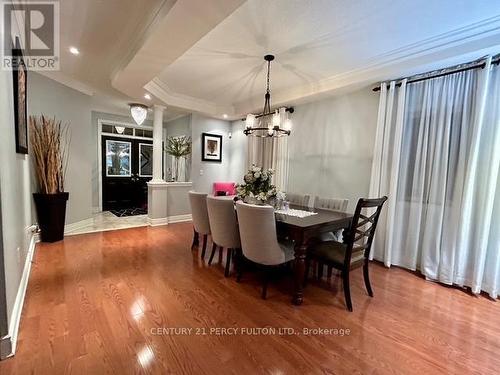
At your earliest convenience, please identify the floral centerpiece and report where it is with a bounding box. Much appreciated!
[236,165,282,204]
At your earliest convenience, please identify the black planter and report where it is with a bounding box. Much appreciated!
[33,192,69,242]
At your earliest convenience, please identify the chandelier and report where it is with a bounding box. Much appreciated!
[244,55,293,137]
[129,103,148,126]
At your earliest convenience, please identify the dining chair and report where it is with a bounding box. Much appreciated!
[313,196,349,248]
[285,192,311,207]
[235,201,295,299]
[306,196,388,311]
[188,191,211,259]
[206,196,241,277]
[313,196,348,212]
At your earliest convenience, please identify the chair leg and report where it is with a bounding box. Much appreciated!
[327,266,333,280]
[236,251,243,282]
[318,262,324,280]
[304,258,310,286]
[224,248,232,277]
[342,270,353,312]
[191,229,199,250]
[363,260,374,297]
[208,242,217,265]
[201,234,208,259]
[261,269,269,300]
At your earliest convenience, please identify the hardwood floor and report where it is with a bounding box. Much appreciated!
[1,223,499,374]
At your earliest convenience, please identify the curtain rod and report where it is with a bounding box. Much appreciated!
[372,56,500,92]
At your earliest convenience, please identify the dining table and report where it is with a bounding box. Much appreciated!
[275,204,353,305]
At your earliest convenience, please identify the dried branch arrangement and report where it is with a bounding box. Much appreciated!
[29,115,70,194]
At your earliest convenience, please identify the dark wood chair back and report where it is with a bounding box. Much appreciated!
[343,196,388,267]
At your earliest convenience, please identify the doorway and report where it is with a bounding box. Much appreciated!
[101,135,153,213]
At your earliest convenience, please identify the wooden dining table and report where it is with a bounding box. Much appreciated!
[275,205,353,305]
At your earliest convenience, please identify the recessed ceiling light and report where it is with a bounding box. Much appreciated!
[69,46,79,55]
[222,114,228,119]
[144,93,152,100]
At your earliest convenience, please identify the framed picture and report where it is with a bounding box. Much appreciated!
[12,46,28,154]
[201,133,222,162]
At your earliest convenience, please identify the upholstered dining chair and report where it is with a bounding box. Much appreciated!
[188,191,211,259]
[206,196,241,277]
[235,201,295,299]
[313,196,349,245]
[285,192,311,207]
[313,196,349,212]
[306,196,388,311]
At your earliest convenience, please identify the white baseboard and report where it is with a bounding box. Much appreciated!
[1,232,38,359]
[168,214,192,224]
[64,218,94,234]
[147,217,169,226]
[147,214,192,227]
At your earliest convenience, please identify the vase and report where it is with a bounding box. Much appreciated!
[33,192,69,242]
[244,196,264,205]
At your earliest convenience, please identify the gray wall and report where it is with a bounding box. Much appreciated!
[0,184,6,339]
[0,63,33,330]
[190,114,232,193]
[164,115,192,182]
[29,73,93,224]
[288,89,378,211]
[229,88,379,211]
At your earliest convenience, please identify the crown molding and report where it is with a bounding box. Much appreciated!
[233,15,500,113]
[145,78,235,117]
[37,71,95,96]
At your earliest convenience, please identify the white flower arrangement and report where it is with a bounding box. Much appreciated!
[236,165,279,203]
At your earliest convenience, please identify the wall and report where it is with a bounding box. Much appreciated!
[229,120,247,184]
[229,88,379,211]
[0,59,33,346]
[29,73,93,224]
[288,89,378,211]
[190,114,232,193]
[164,115,192,182]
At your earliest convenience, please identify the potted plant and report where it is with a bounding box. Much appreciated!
[30,115,70,242]
[236,165,282,204]
[164,136,191,181]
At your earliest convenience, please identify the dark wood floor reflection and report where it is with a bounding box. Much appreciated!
[1,223,499,374]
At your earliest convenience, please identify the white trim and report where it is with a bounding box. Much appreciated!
[168,214,192,224]
[147,217,169,226]
[99,119,153,131]
[38,71,94,96]
[165,181,192,187]
[3,233,38,358]
[98,118,157,212]
[146,214,192,227]
[64,218,94,234]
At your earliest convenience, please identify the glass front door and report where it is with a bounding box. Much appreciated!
[101,136,153,211]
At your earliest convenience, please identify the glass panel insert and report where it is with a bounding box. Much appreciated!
[139,143,153,177]
[106,140,131,176]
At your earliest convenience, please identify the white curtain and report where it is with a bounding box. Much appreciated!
[247,109,290,191]
[370,57,500,298]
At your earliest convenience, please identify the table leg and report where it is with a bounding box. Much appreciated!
[292,241,307,305]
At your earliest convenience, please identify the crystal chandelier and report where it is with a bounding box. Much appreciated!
[244,55,293,137]
[129,103,148,126]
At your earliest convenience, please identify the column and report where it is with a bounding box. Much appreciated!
[147,104,168,226]
[152,104,165,182]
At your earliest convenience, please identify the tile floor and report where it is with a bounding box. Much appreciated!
[65,211,148,236]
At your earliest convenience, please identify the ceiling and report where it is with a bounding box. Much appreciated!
[40,0,500,120]
[38,0,186,120]
[154,0,500,116]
